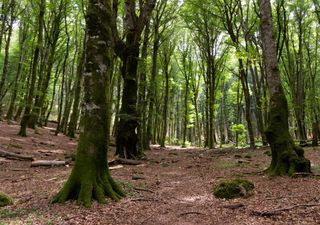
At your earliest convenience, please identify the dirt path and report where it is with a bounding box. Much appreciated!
[1,122,320,224]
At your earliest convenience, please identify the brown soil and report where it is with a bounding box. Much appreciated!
[1,122,320,225]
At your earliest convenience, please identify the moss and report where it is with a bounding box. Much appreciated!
[0,192,13,207]
[213,179,254,199]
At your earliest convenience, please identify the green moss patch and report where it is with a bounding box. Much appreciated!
[213,179,254,199]
[0,192,13,207]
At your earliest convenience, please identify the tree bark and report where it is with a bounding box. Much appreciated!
[259,0,310,176]
[52,0,124,207]
[115,0,156,159]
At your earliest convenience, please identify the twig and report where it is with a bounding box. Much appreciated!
[222,203,245,209]
[134,187,154,193]
[141,212,156,224]
[131,198,161,202]
[179,211,206,216]
[251,203,320,216]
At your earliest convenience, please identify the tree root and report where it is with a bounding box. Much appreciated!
[52,171,125,208]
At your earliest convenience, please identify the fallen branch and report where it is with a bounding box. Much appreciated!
[108,158,143,166]
[31,160,66,167]
[179,211,206,216]
[0,149,34,161]
[222,203,245,209]
[109,165,124,170]
[131,198,161,202]
[251,203,320,216]
[134,187,154,193]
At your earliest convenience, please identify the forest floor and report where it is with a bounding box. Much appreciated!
[1,122,320,225]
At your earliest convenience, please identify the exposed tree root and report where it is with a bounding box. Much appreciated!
[52,170,125,208]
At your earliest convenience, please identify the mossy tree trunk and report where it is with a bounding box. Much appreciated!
[259,0,310,176]
[52,0,124,207]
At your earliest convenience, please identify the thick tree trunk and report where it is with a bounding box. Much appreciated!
[115,0,156,159]
[115,45,140,159]
[52,0,124,207]
[259,0,310,176]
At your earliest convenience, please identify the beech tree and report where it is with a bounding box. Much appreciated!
[259,0,311,175]
[52,0,124,207]
[115,0,156,159]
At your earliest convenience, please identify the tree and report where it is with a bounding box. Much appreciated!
[52,0,124,207]
[259,0,310,176]
[18,0,45,136]
[115,0,156,159]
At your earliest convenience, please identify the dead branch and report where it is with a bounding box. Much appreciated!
[222,203,245,209]
[109,165,124,170]
[179,211,206,216]
[251,203,320,216]
[31,160,66,167]
[134,187,154,193]
[108,158,143,167]
[0,149,34,161]
[131,198,162,202]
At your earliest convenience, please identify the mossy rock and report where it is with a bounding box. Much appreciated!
[213,179,254,199]
[0,192,13,207]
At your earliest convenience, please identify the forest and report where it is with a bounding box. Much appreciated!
[0,0,320,224]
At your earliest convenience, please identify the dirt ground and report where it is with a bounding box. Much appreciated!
[1,122,320,225]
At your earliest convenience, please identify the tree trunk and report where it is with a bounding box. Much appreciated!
[239,59,255,148]
[67,37,85,138]
[137,21,150,152]
[259,0,310,176]
[29,1,63,128]
[18,0,45,136]
[115,0,156,159]
[6,20,28,121]
[0,0,15,115]
[52,0,124,207]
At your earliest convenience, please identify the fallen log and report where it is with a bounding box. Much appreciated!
[31,160,66,167]
[0,149,34,161]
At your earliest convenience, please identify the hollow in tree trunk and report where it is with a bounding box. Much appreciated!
[52,0,124,207]
[259,0,310,176]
